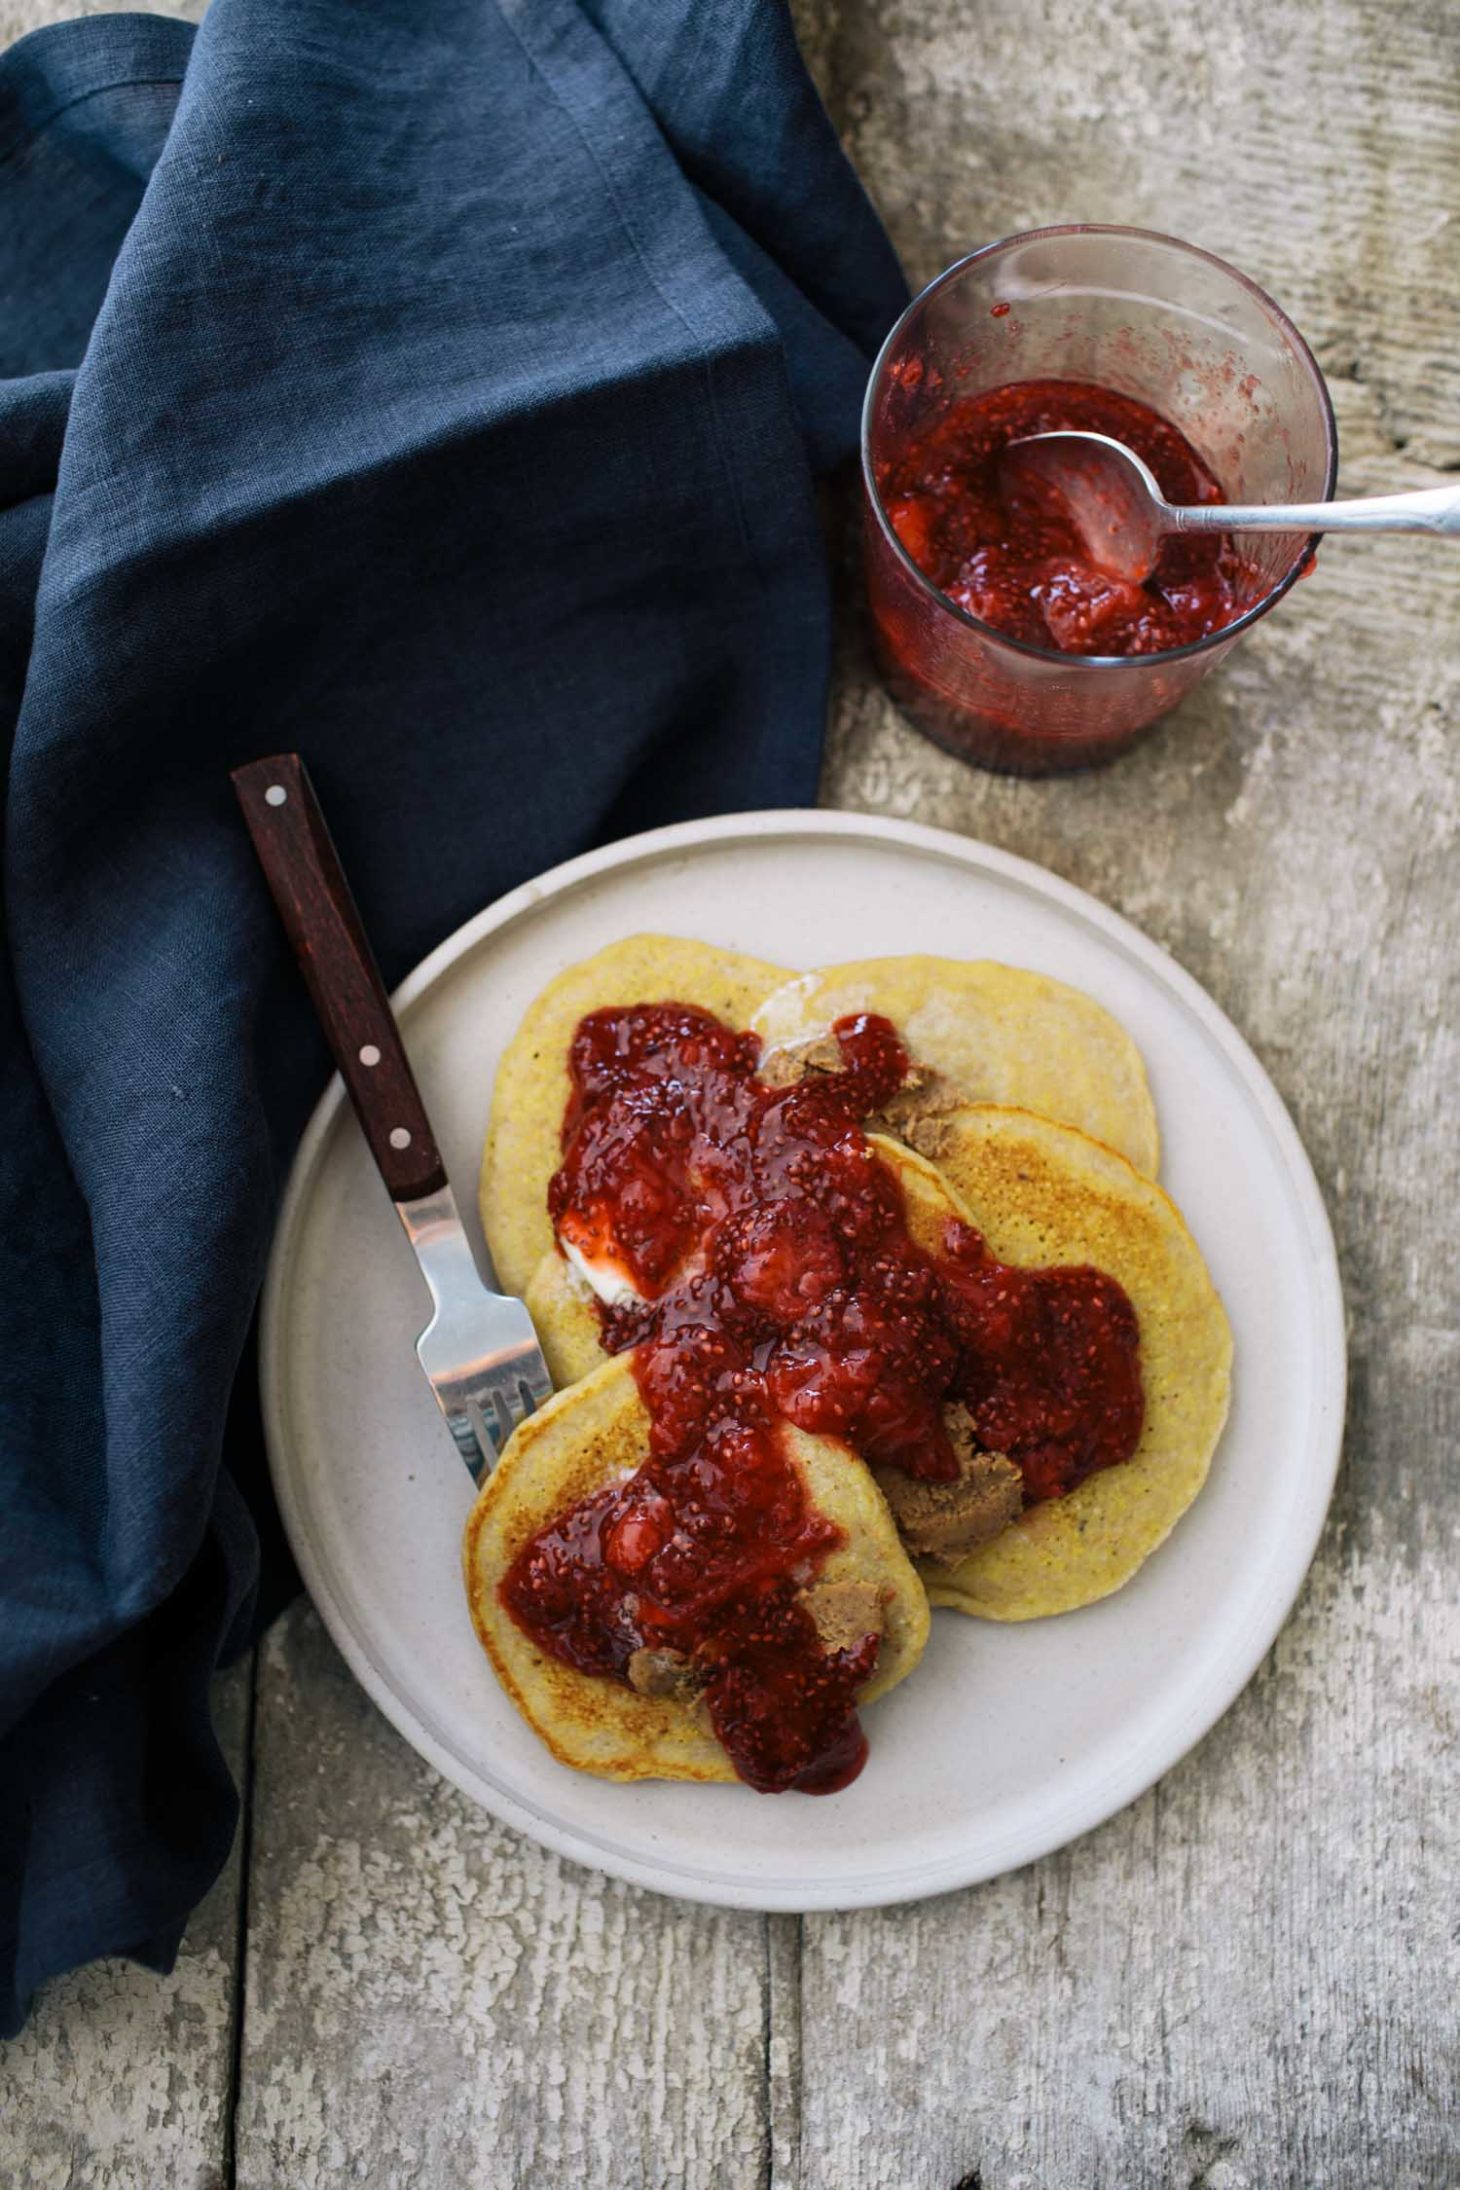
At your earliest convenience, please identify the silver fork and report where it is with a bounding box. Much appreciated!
[233,752,553,1481]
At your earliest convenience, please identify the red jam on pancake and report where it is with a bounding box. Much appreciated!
[500,1005,1143,1792]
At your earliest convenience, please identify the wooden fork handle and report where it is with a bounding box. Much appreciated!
[232,752,447,1203]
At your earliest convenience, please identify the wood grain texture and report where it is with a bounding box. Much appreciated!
[792,0,1460,2181]
[232,1605,772,2190]
[0,1661,250,2190]
[4,0,1458,2184]
[789,1547,1459,2189]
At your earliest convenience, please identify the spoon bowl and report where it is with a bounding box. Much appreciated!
[1000,428,1460,585]
[998,432,1181,584]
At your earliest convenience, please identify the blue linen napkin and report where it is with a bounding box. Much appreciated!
[0,0,906,2032]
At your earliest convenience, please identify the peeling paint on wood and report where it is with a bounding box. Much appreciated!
[0,1661,249,2190]
[788,1542,1460,2189]
[232,1607,771,2190]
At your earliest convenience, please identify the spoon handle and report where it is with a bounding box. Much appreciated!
[1171,483,1460,538]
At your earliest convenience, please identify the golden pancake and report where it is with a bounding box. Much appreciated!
[905,1106,1231,1620]
[463,1354,930,1784]
[481,935,790,1297]
[525,1248,606,1388]
[522,1116,1229,1622]
[750,956,1159,1175]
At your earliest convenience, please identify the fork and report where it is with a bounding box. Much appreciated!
[233,753,553,1481]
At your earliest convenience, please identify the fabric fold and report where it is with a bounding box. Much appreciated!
[0,0,906,2032]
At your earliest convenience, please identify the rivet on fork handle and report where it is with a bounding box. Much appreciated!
[232,753,447,1204]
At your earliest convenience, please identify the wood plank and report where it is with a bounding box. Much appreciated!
[232,1603,772,2190]
[0,1658,250,2190]
[789,0,1460,2180]
[789,1546,1459,2188]
[6,3,1457,2185]
[795,0,1460,471]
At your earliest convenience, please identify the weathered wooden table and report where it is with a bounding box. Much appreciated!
[4,1,1457,2183]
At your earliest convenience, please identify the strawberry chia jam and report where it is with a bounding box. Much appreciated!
[500,1006,1143,1792]
[880,379,1254,657]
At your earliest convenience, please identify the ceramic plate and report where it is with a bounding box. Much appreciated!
[261,812,1344,1910]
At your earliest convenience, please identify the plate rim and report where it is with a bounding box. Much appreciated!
[260,807,1347,1911]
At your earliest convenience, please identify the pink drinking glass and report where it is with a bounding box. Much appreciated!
[862,226,1338,775]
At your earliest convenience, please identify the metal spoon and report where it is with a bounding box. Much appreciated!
[1000,429,1460,585]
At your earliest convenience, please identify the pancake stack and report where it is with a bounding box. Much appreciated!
[465,937,1232,1786]
[465,1353,929,1784]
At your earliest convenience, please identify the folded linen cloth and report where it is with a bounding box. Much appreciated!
[0,0,906,2032]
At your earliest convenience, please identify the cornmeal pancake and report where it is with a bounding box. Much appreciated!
[525,1248,605,1388]
[524,1118,1228,1622]
[481,935,790,1297]
[750,957,1159,1176]
[463,1355,930,1784]
[906,1106,1231,1620]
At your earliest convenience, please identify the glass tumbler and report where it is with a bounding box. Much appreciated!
[862,226,1338,774]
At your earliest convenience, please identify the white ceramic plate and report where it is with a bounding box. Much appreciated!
[261,811,1344,1910]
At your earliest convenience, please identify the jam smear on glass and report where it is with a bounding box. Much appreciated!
[880,378,1255,657]
[500,1004,1144,1792]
